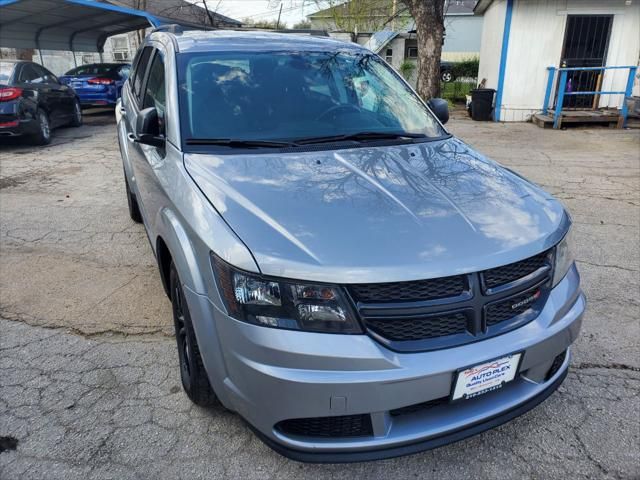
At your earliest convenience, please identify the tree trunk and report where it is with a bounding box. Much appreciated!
[407,0,445,100]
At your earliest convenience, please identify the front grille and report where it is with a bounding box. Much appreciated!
[390,396,449,416]
[482,251,549,290]
[348,275,466,303]
[485,288,542,326]
[352,250,553,351]
[367,312,469,341]
[276,414,373,438]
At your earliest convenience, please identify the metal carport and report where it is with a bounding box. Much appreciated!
[0,0,163,54]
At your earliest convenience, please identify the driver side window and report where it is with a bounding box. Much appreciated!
[143,52,166,119]
[41,66,59,84]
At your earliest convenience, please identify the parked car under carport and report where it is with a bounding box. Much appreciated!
[0,60,82,145]
[59,63,131,108]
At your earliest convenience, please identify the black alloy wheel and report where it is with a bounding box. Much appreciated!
[170,262,217,406]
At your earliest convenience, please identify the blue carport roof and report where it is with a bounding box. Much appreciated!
[0,0,163,52]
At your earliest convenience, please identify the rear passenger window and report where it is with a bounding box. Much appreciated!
[132,46,153,99]
[143,52,165,117]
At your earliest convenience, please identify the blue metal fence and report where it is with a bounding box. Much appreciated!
[542,65,638,129]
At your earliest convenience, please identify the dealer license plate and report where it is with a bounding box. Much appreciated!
[452,353,522,401]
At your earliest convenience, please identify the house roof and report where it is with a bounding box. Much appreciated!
[308,0,394,18]
[105,0,242,27]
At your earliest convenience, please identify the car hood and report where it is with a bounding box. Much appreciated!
[185,137,568,283]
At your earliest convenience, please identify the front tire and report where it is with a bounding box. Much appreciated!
[31,109,51,145]
[170,262,217,407]
[69,99,83,127]
[441,70,454,83]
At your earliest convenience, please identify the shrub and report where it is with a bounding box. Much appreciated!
[451,57,480,79]
[399,60,416,81]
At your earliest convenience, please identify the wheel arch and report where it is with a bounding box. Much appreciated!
[156,236,172,298]
[154,207,208,298]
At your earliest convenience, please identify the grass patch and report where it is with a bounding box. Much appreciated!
[442,81,476,103]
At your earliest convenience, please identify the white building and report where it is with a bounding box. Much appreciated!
[476,0,640,122]
[309,0,483,63]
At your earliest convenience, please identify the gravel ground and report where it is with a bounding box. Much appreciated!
[1,111,639,479]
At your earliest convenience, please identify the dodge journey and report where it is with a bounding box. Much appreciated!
[117,28,585,462]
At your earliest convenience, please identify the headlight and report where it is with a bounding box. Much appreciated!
[552,228,575,287]
[211,253,362,333]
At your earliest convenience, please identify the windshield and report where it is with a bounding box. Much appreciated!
[177,50,446,147]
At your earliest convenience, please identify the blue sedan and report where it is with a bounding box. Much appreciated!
[59,63,130,108]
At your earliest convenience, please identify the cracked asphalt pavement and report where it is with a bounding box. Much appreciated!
[1,111,639,479]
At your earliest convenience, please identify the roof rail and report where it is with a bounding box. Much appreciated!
[151,24,210,34]
[237,27,330,37]
[151,24,186,33]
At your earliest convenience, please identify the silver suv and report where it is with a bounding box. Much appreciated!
[117,29,585,462]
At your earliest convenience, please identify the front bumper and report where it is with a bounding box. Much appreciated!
[185,264,585,462]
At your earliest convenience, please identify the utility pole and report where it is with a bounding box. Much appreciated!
[392,0,397,30]
[136,0,147,46]
[276,2,283,29]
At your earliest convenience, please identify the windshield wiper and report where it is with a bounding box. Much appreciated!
[185,132,428,149]
[293,131,428,145]
[185,138,296,148]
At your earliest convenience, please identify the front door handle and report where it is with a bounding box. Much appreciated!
[127,132,136,143]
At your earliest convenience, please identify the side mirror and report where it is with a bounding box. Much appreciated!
[427,98,449,125]
[135,107,165,148]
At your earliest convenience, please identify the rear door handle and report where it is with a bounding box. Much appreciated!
[119,107,127,116]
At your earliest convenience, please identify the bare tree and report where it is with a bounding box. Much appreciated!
[313,0,399,33]
[311,0,445,99]
[157,1,224,28]
[402,0,446,99]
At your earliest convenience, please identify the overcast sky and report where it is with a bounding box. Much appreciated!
[195,0,316,27]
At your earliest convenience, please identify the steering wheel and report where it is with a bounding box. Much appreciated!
[315,104,363,122]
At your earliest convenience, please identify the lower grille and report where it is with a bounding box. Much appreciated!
[390,396,449,417]
[366,312,469,341]
[276,414,373,438]
[486,288,542,326]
